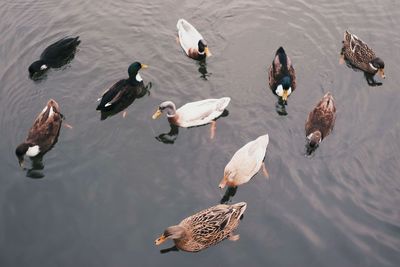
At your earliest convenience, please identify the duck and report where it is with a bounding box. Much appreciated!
[96,62,148,111]
[29,36,80,79]
[219,134,269,189]
[155,202,247,252]
[305,92,336,153]
[340,30,385,85]
[177,19,211,60]
[152,97,230,128]
[15,99,63,168]
[268,47,296,104]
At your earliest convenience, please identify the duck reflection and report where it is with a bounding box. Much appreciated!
[25,156,45,179]
[198,60,211,80]
[160,245,179,254]
[220,186,238,204]
[155,124,179,144]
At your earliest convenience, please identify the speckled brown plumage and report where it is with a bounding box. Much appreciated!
[305,92,336,140]
[158,202,246,252]
[341,30,384,75]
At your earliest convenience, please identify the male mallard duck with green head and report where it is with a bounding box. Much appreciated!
[268,47,296,104]
[96,62,148,112]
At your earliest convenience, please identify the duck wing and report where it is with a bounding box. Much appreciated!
[97,80,127,110]
[41,36,80,63]
[177,19,204,55]
[305,96,336,138]
[177,97,230,127]
[227,135,269,181]
[27,102,62,152]
[182,203,243,247]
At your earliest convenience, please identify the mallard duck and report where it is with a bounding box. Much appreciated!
[305,92,336,153]
[268,47,296,103]
[15,99,62,168]
[29,36,80,79]
[96,62,148,111]
[152,97,230,127]
[219,134,269,188]
[177,19,211,60]
[341,30,385,85]
[155,202,247,252]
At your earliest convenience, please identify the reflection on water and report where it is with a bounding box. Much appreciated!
[343,60,384,86]
[220,186,238,204]
[155,124,179,144]
[198,60,210,80]
[24,155,45,179]
[275,98,288,116]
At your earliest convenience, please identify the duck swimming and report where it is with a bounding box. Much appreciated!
[29,36,80,79]
[96,62,148,111]
[340,30,385,86]
[268,47,296,104]
[152,97,230,138]
[305,92,336,154]
[15,99,62,168]
[177,19,211,60]
[155,202,247,252]
[219,134,269,189]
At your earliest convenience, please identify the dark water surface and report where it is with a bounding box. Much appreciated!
[1,0,400,266]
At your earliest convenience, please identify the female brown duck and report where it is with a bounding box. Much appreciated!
[15,99,62,168]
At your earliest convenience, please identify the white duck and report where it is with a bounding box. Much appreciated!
[219,134,269,188]
[177,19,211,60]
[152,97,230,138]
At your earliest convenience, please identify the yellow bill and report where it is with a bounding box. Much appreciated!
[141,64,149,69]
[282,90,289,101]
[152,109,162,119]
[378,68,385,79]
[155,235,167,245]
[204,47,212,57]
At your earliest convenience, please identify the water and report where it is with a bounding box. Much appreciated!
[1,0,400,266]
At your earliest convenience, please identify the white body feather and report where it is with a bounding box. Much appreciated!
[177,19,204,56]
[176,97,230,128]
[225,134,269,186]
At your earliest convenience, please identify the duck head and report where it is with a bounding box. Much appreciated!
[28,60,48,79]
[369,57,385,79]
[152,101,176,119]
[198,39,211,57]
[155,225,186,245]
[307,130,322,154]
[219,169,236,189]
[276,76,292,103]
[128,62,148,84]
[15,143,40,168]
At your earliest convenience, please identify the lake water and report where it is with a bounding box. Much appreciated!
[1,0,400,266]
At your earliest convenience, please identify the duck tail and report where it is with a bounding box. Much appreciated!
[276,46,288,72]
[74,36,81,45]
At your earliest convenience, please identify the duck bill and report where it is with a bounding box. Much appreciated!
[152,109,162,119]
[204,47,212,57]
[282,90,289,101]
[155,235,167,245]
[218,175,228,189]
[141,64,148,69]
[378,68,385,79]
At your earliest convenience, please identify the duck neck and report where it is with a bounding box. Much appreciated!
[128,72,143,85]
